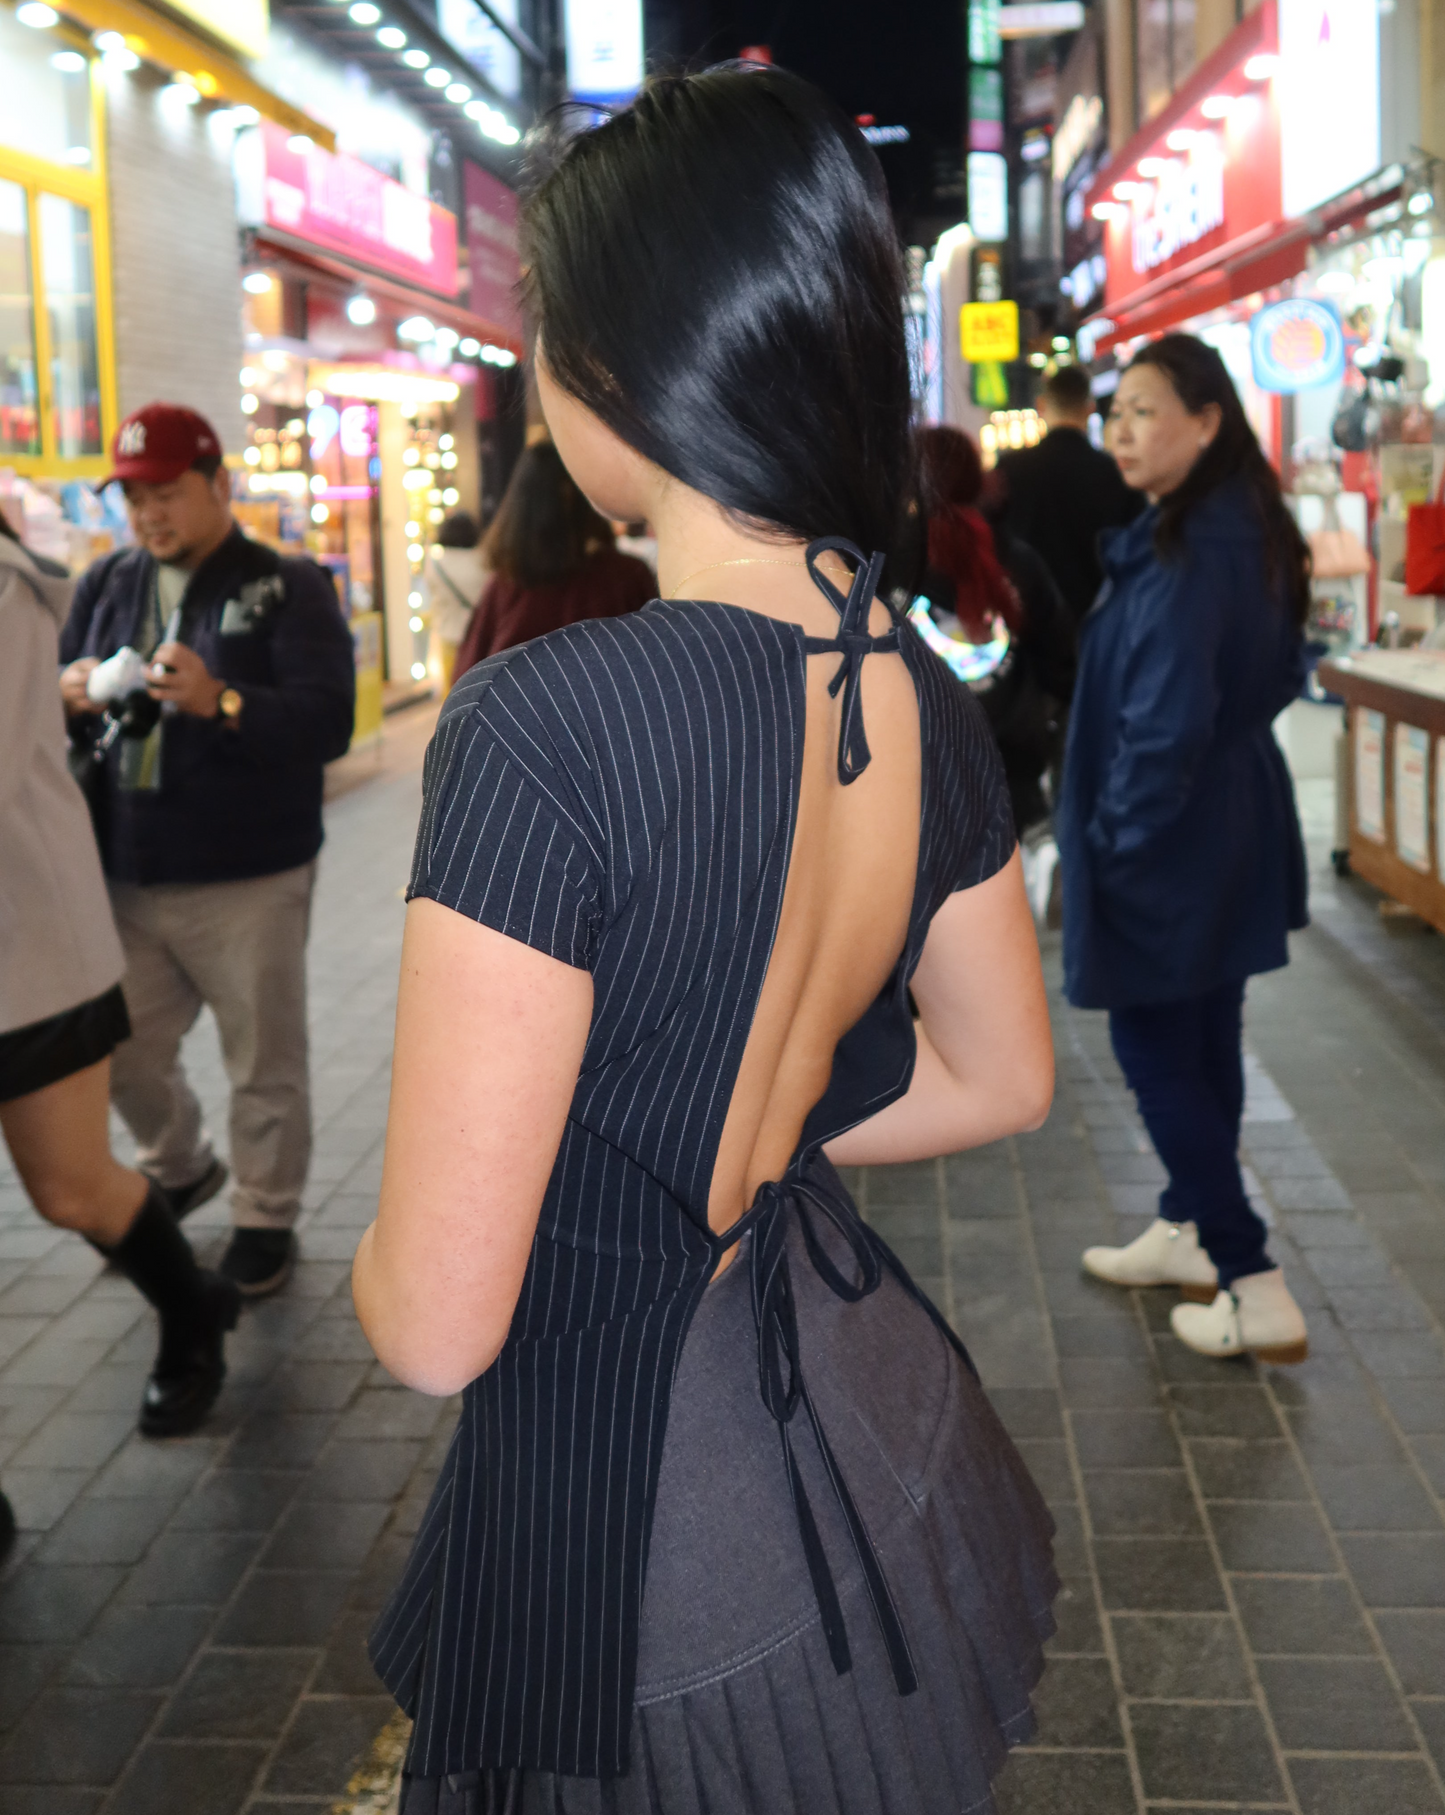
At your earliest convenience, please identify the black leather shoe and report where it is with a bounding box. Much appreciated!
[151,1157,229,1222]
[139,1274,242,1439]
[220,1228,296,1299]
[0,1491,16,1562]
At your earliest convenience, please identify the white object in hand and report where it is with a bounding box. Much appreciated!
[86,645,150,704]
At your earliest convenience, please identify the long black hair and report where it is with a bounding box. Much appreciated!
[482,441,614,586]
[1126,334,1311,628]
[520,65,915,572]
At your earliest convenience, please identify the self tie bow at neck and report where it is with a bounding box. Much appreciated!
[803,538,900,785]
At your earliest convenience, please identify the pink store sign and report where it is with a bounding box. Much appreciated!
[463,162,521,341]
[260,121,459,296]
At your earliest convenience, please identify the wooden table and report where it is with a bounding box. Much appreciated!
[1319,650,1445,931]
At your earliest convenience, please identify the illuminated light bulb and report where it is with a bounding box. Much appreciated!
[402,47,429,67]
[409,615,424,632]
[1199,94,1234,119]
[440,450,458,468]
[1165,128,1197,151]
[1137,156,1167,176]
[458,337,480,356]
[287,134,314,153]
[346,294,376,325]
[1112,181,1143,200]
[410,661,427,680]
[402,447,420,465]
[240,367,259,385]
[228,104,260,124]
[408,591,423,606]
[398,315,434,341]
[241,394,260,413]
[439,433,454,450]
[51,49,87,71]
[242,271,273,294]
[443,487,459,505]
[311,502,330,523]
[1408,192,1435,216]
[161,79,201,104]
[1091,201,1126,221]
[424,66,452,87]
[446,83,472,103]
[349,2,382,23]
[405,520,421,537]
[377,26,406,48]
[243,446,261,466]
[309,474,328,494]
[1243,53,1279,80]
[408,544,424,561]
[306,388,325,408]
[17,4,60,27]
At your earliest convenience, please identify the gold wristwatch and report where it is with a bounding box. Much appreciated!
[218,686,244,722]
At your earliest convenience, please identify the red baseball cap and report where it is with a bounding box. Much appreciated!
[102,403,224,487]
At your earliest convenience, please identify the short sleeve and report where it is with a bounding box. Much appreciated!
[912,644,1017,895]
[408,699,602,970]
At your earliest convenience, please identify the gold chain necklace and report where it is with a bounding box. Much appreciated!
[667,555,808,597]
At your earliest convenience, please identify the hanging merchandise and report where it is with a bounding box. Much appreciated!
[1308,497,1371,581]
[1405,467,1445,598]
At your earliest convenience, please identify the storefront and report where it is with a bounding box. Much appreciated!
[0,0,330,565]
[232,120,522,733]
[1079,0,1445,673]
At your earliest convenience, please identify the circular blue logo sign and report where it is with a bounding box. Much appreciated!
[1250,298,1345,394]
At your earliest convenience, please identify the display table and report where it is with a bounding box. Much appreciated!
[1319,649,1445,928]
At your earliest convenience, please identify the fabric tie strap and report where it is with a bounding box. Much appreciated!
[717,1156,980,1698]
[802,538,900,785]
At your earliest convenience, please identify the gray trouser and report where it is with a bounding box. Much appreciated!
[108,863,315,1231]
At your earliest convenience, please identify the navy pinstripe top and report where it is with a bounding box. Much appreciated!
[369,559,1014,1779]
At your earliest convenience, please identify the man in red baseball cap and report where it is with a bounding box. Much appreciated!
[58,402,356,1302]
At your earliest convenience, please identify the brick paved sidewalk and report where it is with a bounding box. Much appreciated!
[1,706,1444,1813]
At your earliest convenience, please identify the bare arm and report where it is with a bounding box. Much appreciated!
[352,897,594,1396]
[824,849,1052,1167]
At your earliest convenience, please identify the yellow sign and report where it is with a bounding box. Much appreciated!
[166,0,270,58]
[960,300,1020,363]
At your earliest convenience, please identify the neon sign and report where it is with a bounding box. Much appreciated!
[1131,146,1226,273]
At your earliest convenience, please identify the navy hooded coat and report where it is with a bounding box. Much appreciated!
[1056,480,1308,1011]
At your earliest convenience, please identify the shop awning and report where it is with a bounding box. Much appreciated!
[1085,174,1404,354]
[248,228,524,355]
[55,0,335,148]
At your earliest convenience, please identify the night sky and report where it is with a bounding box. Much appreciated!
[642,0,967,241]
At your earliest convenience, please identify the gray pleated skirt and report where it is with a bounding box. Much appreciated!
[401,1213,1058,1815]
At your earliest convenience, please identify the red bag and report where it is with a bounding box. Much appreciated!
[1406,464,1445,596]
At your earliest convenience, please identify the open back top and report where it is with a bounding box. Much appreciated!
[369,543,1015,1780]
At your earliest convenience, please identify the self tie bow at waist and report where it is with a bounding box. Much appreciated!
[716,1163,979,1696]
[802,538,901,785]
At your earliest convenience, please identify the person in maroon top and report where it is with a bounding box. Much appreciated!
[450,440,655,683]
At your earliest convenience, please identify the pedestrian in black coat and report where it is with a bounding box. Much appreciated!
[995,363,1143,625]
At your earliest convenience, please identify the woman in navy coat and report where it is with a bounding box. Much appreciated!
[1056,334,1310,1363]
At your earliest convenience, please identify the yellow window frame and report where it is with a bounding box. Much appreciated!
[0,49,117,479]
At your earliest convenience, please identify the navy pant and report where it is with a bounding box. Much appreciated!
[1108,981,1272,1288]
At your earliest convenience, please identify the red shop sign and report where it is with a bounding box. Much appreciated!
[1087,2,1281,319]
[259,121,459,297]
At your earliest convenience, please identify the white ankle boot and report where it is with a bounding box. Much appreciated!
[1082,1218,1219,1299]
[1170,1268,1309,1364]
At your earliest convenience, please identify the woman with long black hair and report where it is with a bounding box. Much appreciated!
[1058,334,1311,1363]
[353,64,1058,1815]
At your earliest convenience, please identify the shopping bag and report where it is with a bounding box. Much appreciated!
[1406,465,1445,595]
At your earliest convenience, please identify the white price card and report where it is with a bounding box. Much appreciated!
[1394,724,1431,872]
[1355,709,1385,842]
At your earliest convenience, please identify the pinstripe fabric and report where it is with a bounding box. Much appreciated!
[369,593,1013,1781]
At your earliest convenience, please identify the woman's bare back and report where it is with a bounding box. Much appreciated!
[706,574,922,1236]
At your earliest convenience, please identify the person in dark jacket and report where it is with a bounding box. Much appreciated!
[59,404,356,1298]
[995,363,1143,625]
[450,439,654,682]
[916,425,1075,836]
[1057,335,1311,1364]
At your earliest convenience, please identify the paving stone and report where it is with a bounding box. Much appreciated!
[1189,1438,1311,1501]
[168,1470,302,1532]
[1255,1656,1417,1751]
[1232,1576,1376,1656]
[1288,1757,1444,1815]
[63,1604,214,1688]
[38,1496,172,1566]
[1091,1537,1227,1612]
[1070,1408,1182,1469]
[0,1644,66,1733]
[262,1694,395,1794]
[1111,1612,1252,1698]
[993,1750,1135,1815]
[0,1687,159,1785]
[214,1571,352,1647]
[0,1565,123,1644]
[1375,1611,1445,1694]
[260,1499,390,1571]
[159,1649,316,1739]
[1210,1500,1337,1572]
[105,1740,265,1815]
[1340,1534,1445,1608]
[1129,1702,1283,1804]
[1082,1470,1203,1537]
